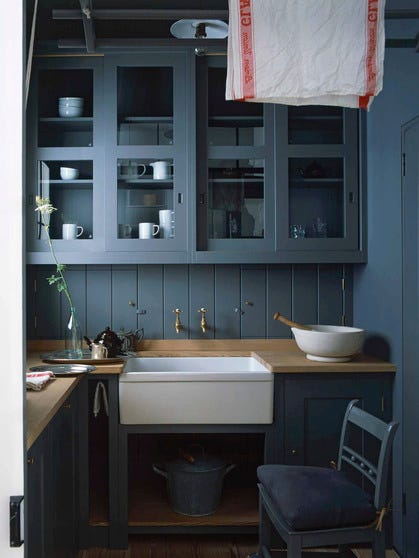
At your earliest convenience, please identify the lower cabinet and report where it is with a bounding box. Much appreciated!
[281,373,394,466]
[27,389,78,558]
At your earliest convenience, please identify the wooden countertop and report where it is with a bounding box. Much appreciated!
[26,339,395,449]
[26,376,80,449]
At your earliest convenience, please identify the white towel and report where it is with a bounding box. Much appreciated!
[93,381,109,418]
[226,0,386,109]
[26,371,55,391]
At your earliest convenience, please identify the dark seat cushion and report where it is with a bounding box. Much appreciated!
[257,464,376,531]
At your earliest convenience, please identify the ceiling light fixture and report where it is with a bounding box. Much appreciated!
[170,19,228,39]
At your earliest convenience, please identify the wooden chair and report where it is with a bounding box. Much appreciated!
[257,399,399,558]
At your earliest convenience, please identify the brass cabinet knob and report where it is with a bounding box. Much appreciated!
[291,449,297,456]
[27,457,35,465]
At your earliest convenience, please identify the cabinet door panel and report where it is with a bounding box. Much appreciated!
[283,375,391,467]
[27,431,48,558]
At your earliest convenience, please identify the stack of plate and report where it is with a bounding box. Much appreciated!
[58,96,84,117]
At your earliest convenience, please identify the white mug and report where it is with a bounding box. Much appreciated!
[150,160,170,180]
[139,222,159,239]
[62,223,84,240]
[159,209,175,239]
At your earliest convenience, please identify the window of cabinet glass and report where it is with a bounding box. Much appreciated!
[36,160,94,241]
[277,105,359,252]
[117,158,175,240]
[37,69,94,148]
[197,59,274,256]
[117,67,173,146]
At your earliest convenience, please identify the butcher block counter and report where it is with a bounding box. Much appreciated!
[26,339,396,448]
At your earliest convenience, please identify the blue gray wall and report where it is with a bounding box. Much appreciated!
[27,263,352,341]
[354,43,419,554]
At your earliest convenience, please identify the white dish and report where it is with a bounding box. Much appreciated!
[291,325,365,362]
[59,106,83,117]
[60,167,79,180]
[58,97,84,105]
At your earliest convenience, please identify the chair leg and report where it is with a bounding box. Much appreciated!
[259,495,272,558]
[372,530,386,558]
[287,535,302,558]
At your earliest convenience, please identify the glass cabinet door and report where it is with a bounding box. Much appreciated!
[277,105,360,252]
[27,58,103,261]
[196,58,275,259]
[104,54,188,258]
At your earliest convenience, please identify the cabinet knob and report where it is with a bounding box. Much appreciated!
[27,457,35,465]
[63,403,71,409]
[291,449,297,456]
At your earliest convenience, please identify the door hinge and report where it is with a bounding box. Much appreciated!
[402,492,407,515]
[402,152,406,177]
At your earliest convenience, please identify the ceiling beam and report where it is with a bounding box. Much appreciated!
[53,9,229,21]
[79,0,96,53]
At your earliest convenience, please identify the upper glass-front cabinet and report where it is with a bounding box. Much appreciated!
[104,54,189,260]
[276,105,360,253]
[27,58,104,261]
[196,58,275,260]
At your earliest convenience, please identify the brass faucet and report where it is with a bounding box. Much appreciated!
[173,308,183,334]
[198,307,207,333]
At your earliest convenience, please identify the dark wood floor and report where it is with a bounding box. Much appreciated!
[77,535,258,558]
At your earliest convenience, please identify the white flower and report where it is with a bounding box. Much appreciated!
[35,195,57,215]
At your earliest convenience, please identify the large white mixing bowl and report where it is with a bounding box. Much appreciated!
[291,325,365,362]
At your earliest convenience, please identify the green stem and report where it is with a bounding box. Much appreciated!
[42,219,75,310]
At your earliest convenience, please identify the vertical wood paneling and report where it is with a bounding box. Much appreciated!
[266,265,292,338]
[163,265,189,339]
[138,265,164,339]
[111,265,138,332]
[241,266,266,338]
[343,264,354,326]
[35,265,61,339]
[28,263,353,341]
[214,265,241,338]
[86,266,111,338]
[292,265,318,325]
[189,265,215,339]
[318,264,343,325]
[61,265,86,338]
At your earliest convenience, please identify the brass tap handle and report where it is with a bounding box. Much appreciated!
[173,308,183,334]
[198,307,207,333]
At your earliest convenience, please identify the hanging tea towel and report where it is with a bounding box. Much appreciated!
[226,0,386,109]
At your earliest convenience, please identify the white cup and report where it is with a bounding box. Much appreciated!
[159,210,175,239]
[139,222,159,239]
[62,223,84,240]
[150,160,171,180]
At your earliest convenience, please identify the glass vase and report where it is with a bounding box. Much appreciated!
[64,307,83,359]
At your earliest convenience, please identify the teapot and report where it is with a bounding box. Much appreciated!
[84,326,123,357]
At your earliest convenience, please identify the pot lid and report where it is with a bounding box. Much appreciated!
[166,454,228,473]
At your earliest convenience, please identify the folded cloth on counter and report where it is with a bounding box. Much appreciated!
[226,0,386,109]
[26,371,55,391]
[93,381,109,418]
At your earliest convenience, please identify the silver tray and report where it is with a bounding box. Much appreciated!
[40,350,126,365]
[29,364,96,376]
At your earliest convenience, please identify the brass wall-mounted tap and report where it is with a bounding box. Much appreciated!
[173,308,183,334]
[198,307,207,333]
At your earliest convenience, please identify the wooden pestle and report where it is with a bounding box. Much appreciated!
[273,312,312,331]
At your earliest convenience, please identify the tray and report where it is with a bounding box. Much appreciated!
[29,364,96,376]
[40,350,126,365]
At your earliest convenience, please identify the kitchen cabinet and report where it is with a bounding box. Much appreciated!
[26,57,105,263]
[102,53,191,263]
[27,389,78,558]
[281,373,393,466]
[27,51,364,265]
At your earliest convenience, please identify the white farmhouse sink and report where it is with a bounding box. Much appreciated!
[119,357,273,425]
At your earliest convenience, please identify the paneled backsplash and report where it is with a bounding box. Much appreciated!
[26,264,353,340]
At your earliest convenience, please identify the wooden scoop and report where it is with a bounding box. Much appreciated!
[273,312,312,331]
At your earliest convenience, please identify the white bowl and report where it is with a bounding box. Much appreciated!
[60,167,79,180]
[58,97,84,105]
[291,325,365,362]
[58,105,83,118]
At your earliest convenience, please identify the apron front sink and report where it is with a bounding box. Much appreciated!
[119,357,273,425]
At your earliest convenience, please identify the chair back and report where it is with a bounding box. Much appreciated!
[337,399,399,510]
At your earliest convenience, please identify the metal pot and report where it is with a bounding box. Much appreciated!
[153,450,235,517]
